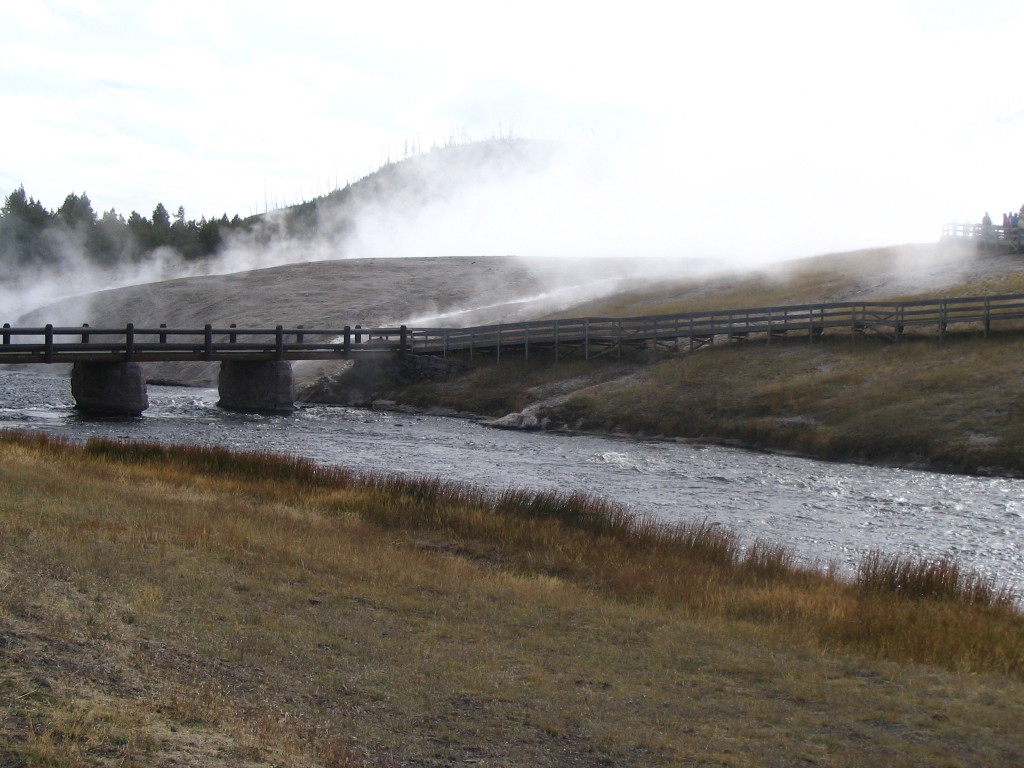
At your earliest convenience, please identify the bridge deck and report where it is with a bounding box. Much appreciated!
[3,293,1024,365]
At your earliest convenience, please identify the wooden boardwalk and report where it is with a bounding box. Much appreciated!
[942,222,1023,252]
[406,293,1024,360]
[3,293,1024,366]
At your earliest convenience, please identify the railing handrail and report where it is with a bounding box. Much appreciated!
[5,291,1024,362]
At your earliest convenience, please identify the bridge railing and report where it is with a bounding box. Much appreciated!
[5,294,1024,365]
[0,323,411,363]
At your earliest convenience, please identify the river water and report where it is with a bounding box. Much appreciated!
[2,368,1022,595]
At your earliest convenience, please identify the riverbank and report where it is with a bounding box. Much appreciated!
[3,433,1023,766]
[355,244,1024,477]
[381,330,1024,477]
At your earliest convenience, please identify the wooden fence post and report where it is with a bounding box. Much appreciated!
[125,323,135,361]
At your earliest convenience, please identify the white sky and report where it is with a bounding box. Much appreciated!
[3,0,1024,260]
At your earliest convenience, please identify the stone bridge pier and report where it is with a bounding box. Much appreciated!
[70,360,296,416]
[216,360,295,414]
[71,362,149,416]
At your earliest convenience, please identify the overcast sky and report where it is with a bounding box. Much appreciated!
[3,0,1024,261]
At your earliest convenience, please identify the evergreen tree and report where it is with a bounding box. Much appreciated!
[152,203,171,232]
[0,186,57,266]
[56,192,96,230]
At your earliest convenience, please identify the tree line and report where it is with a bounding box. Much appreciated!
[0,186,253,269]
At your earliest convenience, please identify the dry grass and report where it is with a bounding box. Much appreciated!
[532,333,1024,474]
[2,432,1024,766]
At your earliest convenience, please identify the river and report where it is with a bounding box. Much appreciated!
[2,368,1022,595]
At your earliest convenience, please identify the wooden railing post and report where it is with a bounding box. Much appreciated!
[2,323,9,345]
[344,326,351,354]
[275,325,284,360]
[204,324,213,360]
[355,324,362,344]
[229,323,237,344]
[296,325,304,345]
[44,324,54,363]
[125,323,135,361]
[159,324,167,344]
[81,323,90,344]
[400,325,408,354]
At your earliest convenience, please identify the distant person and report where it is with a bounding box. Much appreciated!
[982,211,992,227]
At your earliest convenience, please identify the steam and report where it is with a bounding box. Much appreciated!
[3,134,965,327]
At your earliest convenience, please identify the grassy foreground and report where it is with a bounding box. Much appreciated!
[2,432,1024,766]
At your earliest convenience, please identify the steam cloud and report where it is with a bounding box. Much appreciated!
[3,134,957,326]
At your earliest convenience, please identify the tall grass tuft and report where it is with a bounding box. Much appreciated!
[493,487,637,539]
[658,520,740,567]
[856,550,1016,608]
[80,437,350,489]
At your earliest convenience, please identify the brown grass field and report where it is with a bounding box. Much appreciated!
[2,432,1024,767]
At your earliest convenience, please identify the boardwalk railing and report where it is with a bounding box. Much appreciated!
[942,222,1022,250]
[404,294,1024,360]
[4,294,1024,365]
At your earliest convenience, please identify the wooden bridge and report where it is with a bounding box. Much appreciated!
[4,292,1024,415]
